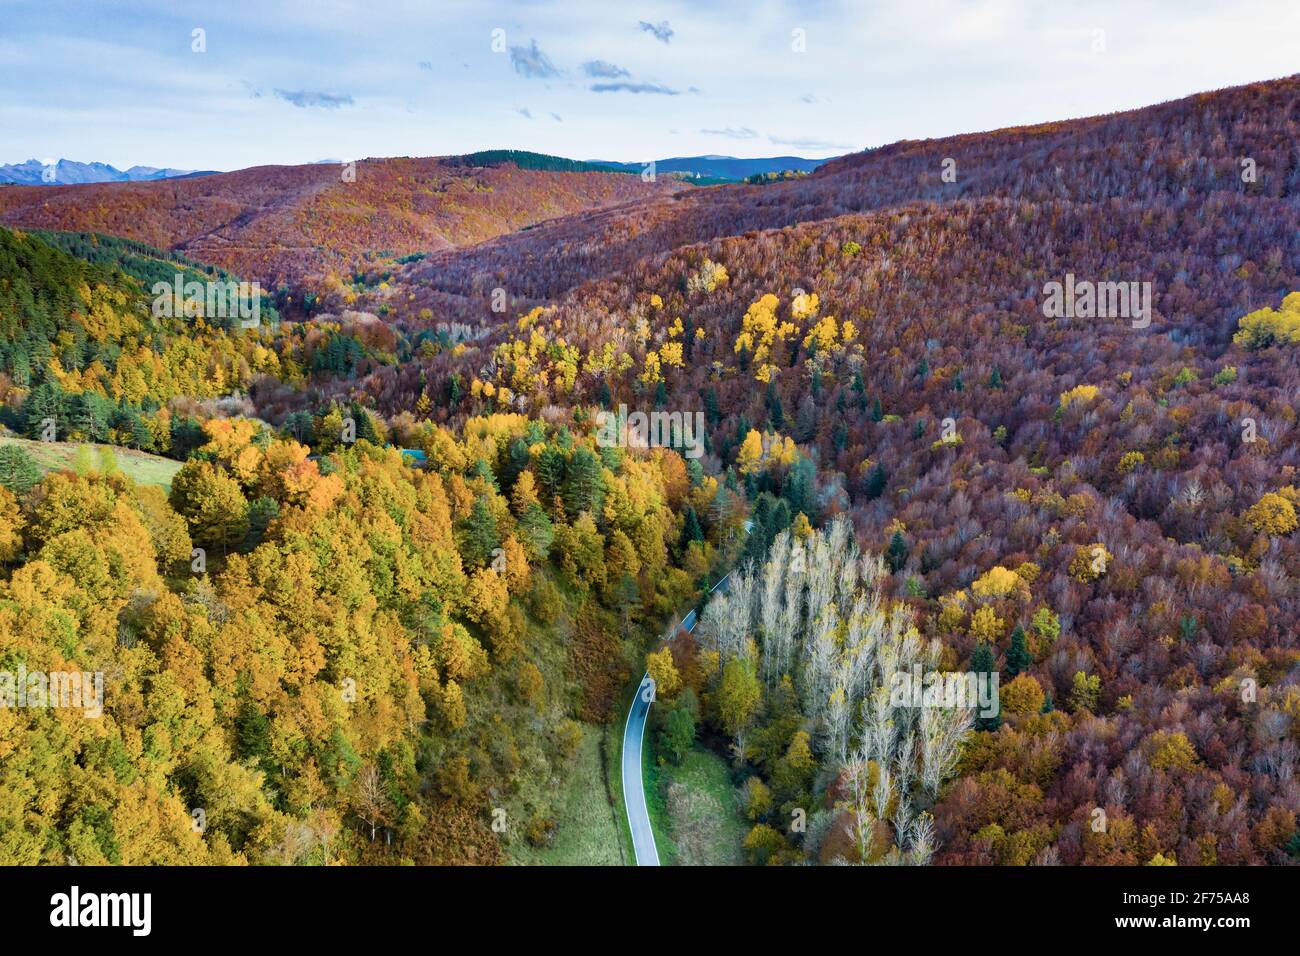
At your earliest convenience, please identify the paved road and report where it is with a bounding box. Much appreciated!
[621,572,732,866]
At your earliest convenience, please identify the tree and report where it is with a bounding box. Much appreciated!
[1245,491,1298,536]
[1147,731,1200,771]
[886,530,908,573]
[679,505,704,550]
[534,446,566,500]
[1068,671,1101,714]
[72,444,95,476]
[516,502,554,560]
[717,656,761,748]
[970,642,1002,731]
[1001,674,1045,715]
[1030,606,1060,655]
[971,566,1022,600]
[743,823,790,865]
[97,445,119,476]
[865,461,887,501]
[0,486,24,562]
[350,763,390,842]
[737,429,764,475]
[243,496,279,550]
[0,444,42,494]
[22,382,65,439]
[169,460,249,552]
[459,496,500,568]
[646,646,681,701]
[969,606,1004,643]
[562,447,605,518]
[1006,625,1031,678]
[658,705,695,764]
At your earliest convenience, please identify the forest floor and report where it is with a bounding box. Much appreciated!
[0,435,182,490]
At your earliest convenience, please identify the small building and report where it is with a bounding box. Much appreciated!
[398,448,428,468]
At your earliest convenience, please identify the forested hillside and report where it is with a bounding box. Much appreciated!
[338,75,1300,865]
[378,74,1300,312]
[0,227,746,863]
[0,157,678,294]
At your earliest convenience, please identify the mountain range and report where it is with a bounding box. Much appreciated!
[0,153,826,188]
[587,154,830,180]
[0,158,214,185]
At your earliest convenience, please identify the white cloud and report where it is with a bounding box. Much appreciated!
[638,20,673,43]
[701,127,759,139]
[509,39,561,79]
[274,89,353,109]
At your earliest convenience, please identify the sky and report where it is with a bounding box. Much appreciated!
[1,0,1298,172]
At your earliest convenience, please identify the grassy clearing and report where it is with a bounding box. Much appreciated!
[657,744,747,866]
[509,722,627,866]
[0,435,182,490]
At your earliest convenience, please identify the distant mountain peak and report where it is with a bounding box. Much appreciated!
[586,154,832,181]
[0,158,213,186]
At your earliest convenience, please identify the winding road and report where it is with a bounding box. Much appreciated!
[621,572,733,866]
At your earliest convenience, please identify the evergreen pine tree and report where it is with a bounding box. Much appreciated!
[865,461,887,501]
[473,458,498,491]
[460,496,500,568]
[970,642,1003,731]
[704,387,720,426]
[766,381,785,430]
[0,444,42,494]
[832,420,848,452]
[679,505,704,550]
[1006,625,1031,678]
[886,530,908,572]
[562,447,605,517]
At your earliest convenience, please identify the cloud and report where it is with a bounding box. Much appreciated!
[639,20,673,43]
[768,134,851,151]
[509,39,560,79]
[582,59,630,79]
[551,112,563,122]
[418,60,433,72]
[799,93,822,104]
[516,107,533,119]
[591,81,678,95]
[274,89,353,109]
[700,126,758,139]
